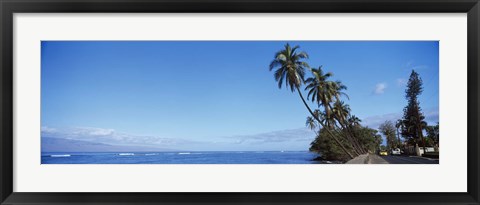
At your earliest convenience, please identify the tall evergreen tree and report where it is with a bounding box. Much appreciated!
[401,70,427,155]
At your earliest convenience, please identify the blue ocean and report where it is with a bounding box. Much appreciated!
[41,151,330,164]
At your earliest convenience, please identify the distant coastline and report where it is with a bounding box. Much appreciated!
[41,137,179,153]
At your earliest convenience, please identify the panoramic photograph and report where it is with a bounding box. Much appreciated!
[41,41,439,164]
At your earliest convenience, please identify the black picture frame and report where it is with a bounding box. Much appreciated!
[1,0,479,204]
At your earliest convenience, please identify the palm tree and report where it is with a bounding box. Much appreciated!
[331,80,349,102]
[306,116,317,131]
[348,115,361,127]
[304,67,364,155]
[347,115,368,153]
[269,44,355,159]
[332,101,350,123]
[305,67,332,100]
[305,68,352,132]
[332,101,367,154]
[313,109,332,129]
[331,83,368,155]
[305,66,336,118]
[305,67,343,132]
[269,43,309,92]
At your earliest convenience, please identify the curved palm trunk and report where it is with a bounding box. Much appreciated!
[326,104,366,155]
[331,96,368,154]
[296,87,355,159]
[343,120,367,154]
[342,125,366,154]
[345,122,368,154]
[346,124,368,154]
[331,114,365,155]
[322,103,362,155]
[328,120,361,156]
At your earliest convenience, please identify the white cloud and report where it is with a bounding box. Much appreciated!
[362,112,402,129]
[41,126,197,147]
[362,108,439,129]
[227,128,316,144]
[41,126,57,133]
[70,127,115,136]
[374,83,387,94]
[41,126,316,151]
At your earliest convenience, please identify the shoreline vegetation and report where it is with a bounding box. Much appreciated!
[268,44,439,163]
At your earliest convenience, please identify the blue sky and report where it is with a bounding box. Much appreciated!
[41,41,439,151]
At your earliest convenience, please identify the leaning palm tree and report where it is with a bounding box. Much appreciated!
[304,66,363,155]
[305,67,333,100]
[305,68,342,133]
[305,66,336,117]
[329,83,368,154]
[306,116,317,131]
[332,101,350,122]
[312,109,329,128]
[332,101,366,154]
[313,109,322,120]
[305,71,354,155]
[305,68,350,129]
[331,80,349,102]
[348,115,362,127]
[269,43,309,92]
[269,44,355,159]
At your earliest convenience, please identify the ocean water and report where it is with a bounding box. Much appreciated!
[41,151,328,164]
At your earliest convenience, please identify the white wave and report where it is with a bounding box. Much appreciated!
[178,152,190,155]
[50,154,71,157]
[145,153,157,156]
[118,153,135,156]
